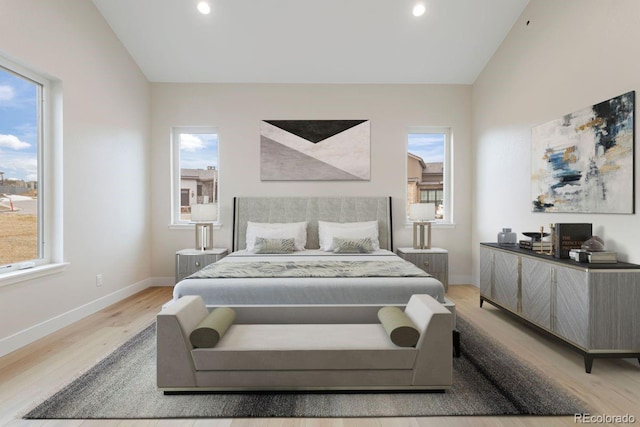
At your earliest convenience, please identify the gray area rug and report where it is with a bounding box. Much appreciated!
[24,316,588,419]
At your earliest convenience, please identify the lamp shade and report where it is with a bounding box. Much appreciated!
[409,203,436,221]
[191,203,216,222]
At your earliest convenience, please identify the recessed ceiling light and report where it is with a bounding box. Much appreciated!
[412,4,426,17]
[197,1,211,15]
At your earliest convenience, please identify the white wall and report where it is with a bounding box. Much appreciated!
[0,0,151,354]
[150,84,474,284]
[472,0,640,283]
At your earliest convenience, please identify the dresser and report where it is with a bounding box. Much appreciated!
[480,243,640,372]
[175,248,228,283]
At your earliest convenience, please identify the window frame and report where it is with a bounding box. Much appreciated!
[406,126,454,225]
[170,126,220,227]
[0,54,65,285]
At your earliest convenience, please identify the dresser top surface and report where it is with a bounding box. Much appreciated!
[481,243,640,270]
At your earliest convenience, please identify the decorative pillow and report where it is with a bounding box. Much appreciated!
[377,306,420,347]
[245,221,307,251]
[332,237,374,253]
[318,220,380,251]
[189,307,236,348]
[254,237,295,254]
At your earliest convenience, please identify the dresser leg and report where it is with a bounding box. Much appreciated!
[479,297,484,308]
[584,355,593,373]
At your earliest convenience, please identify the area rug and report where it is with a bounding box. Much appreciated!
[24,315,588,419]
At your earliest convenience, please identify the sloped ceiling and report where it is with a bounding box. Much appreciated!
[92,0,529,84]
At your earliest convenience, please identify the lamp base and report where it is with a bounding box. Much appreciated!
[195,223,214,251]
[412,221,432,249]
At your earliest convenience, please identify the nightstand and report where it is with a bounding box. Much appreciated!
[397,247,449,291]
[175,248,228,283]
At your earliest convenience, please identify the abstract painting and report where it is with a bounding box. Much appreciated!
[260,120,370,181]
[531,91,635,213]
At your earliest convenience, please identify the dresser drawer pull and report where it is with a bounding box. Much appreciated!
[423,261,429,268]
[195,261,201,267]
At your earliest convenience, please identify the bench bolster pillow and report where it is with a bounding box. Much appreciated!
[378,306,420,347]
[189,307,236,348]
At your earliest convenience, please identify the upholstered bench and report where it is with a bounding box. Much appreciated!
[157,294,452,392]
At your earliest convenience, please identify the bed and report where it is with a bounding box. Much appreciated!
[173,197,448,308]
[174,249,445,306]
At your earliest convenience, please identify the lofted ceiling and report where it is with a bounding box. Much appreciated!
[91,0,529,84]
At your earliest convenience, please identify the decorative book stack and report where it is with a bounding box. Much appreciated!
[587,251,617,263]
[553,223,592,259]
[519,240,552,251]
[569,249,589,263]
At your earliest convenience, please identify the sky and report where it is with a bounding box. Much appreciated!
[408,133,445,163]
[179,132,218,170]
[0,66,38,183]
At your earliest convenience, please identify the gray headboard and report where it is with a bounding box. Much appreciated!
[233,197,393,251]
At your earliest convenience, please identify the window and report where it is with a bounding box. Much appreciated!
[0,59,53,274]
[420,189,443,204]
[172,127,219,225]
[407,128,452,223]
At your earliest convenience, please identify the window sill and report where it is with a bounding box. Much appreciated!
[168,223,222,230]
[405,221,456,229]
[0,262,70,288]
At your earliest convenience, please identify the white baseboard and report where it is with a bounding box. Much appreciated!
[151,276,175,287]
[0,277,154,358]
[448,275,474,286]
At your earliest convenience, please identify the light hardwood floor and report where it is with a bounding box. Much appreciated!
[1,285,638,427]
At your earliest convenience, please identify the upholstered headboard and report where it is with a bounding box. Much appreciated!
[232,197,393,251]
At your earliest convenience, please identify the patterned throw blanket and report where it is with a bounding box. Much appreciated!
[188,260,430,279]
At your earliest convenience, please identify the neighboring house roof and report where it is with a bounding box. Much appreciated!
[181,168,216,181]
[408,152,427,170]
[407,154,443,185]
[424,162,443,174]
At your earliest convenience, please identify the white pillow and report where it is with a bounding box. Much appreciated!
[318,220,380,251]
[245,221,308,252]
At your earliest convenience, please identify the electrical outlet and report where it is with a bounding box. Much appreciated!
[96,273,103,287]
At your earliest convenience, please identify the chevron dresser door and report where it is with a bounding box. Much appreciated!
[479,246,494,298]
[554,266,589,348]
[521,258,552,329]
[493,250,519,312]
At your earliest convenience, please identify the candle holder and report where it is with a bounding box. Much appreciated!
[537,226,546,254]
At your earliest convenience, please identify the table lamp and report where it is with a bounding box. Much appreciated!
[410,203,436,249]
[191,203,216,251]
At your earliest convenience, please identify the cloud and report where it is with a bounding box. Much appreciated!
[179,134,205,152]
[0,85,15,101]
[408,136,444,163]
[0,154,37,182]
[0,134,31,150]
[409,134,444,146]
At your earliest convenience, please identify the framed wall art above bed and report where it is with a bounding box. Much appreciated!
[260,120,370,181]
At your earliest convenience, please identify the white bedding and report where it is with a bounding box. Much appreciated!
[173,249,445,306]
